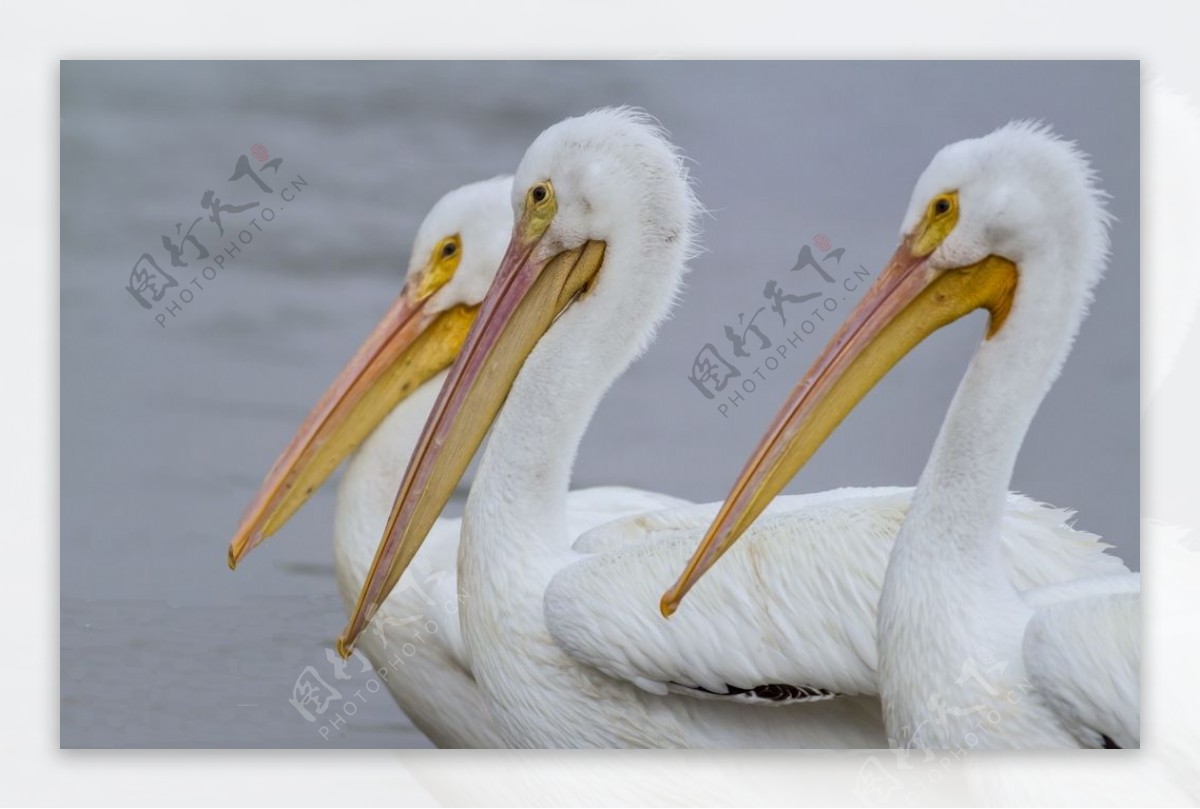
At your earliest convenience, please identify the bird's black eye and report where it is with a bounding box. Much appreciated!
[934,197,952,216]
[441,242,457,258]
[531,185,548,204]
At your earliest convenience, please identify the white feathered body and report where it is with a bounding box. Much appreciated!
[458,481,1126,748]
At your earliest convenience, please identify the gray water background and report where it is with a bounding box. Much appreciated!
[60,61,1139,748]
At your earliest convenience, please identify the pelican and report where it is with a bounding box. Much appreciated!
[338,109,1128,748]
[663,122,1139,749]
[226,177,512,747]
[227,177,691,747]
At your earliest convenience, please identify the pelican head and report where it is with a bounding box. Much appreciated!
[662,122,1112,614]
[901,121,1111,328]
[338,108,698,653]
[405,176,516,314]
[506,106,700,361]
[227,175,513,568]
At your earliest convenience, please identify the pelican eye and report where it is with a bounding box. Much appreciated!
[523,181,556,236]
[912,192,959,257]
[416,234,463,299]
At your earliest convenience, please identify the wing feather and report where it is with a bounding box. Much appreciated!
[1023,574,1141,748]
[547,487,1129,703]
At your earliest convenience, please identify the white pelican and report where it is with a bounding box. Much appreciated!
[227,177,690,747]
[338,109,1128,748]
[227,177,513,747]
[662,122,1139,749]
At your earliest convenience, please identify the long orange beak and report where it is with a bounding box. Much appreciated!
[660,237,1018,616]
[336,209,605,656]
[227,280,477,569]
